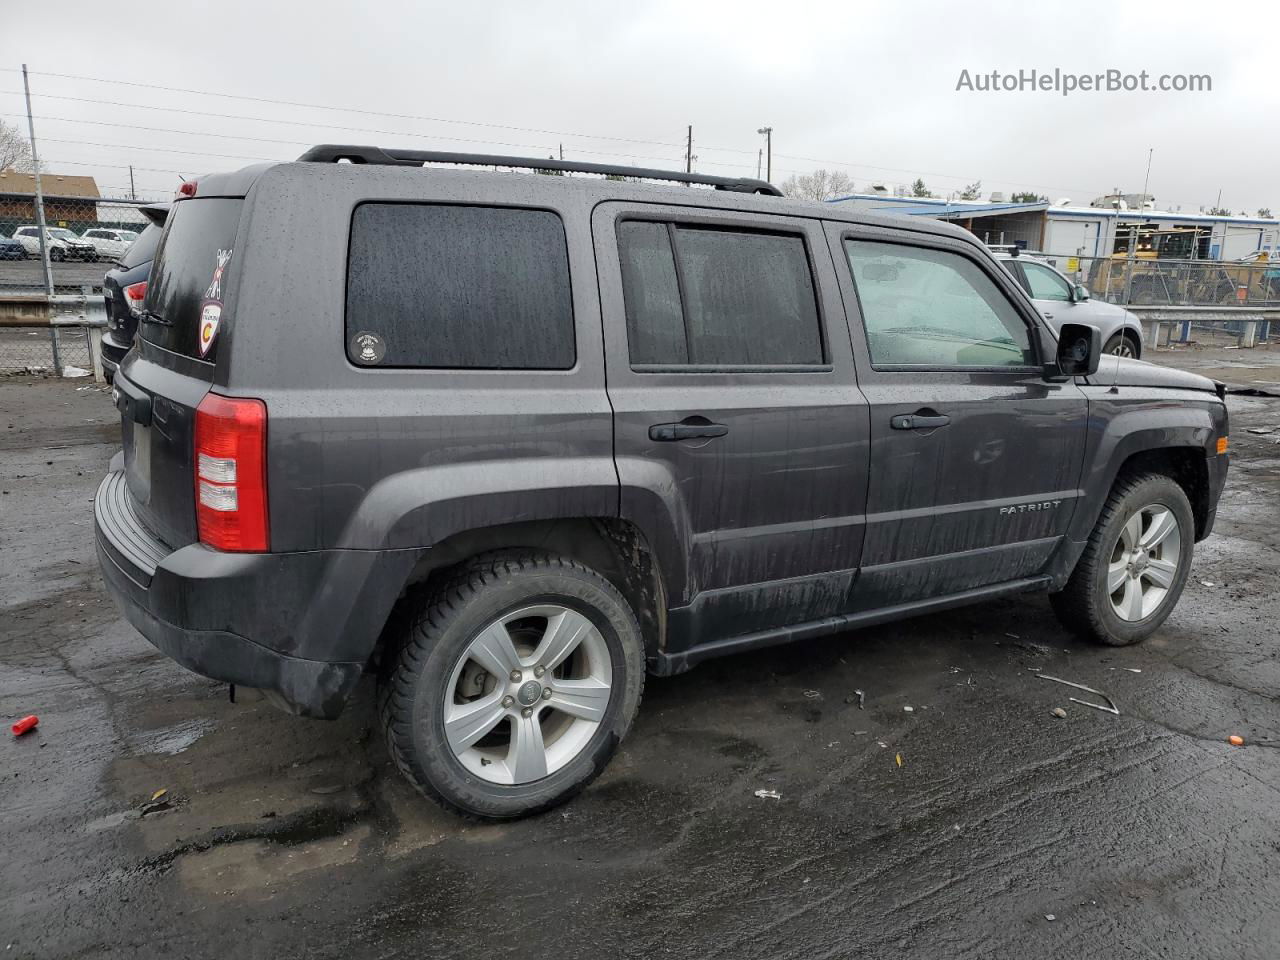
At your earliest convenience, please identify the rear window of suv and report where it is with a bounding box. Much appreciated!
[345,203,575,370]
[142,197,243,362]
[118,223,162,269]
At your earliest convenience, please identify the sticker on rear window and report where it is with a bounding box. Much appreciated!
[205,248,232,300]
[199,301,222,357]
[349,331,386,365]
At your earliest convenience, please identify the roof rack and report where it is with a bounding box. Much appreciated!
[296,144,783,197]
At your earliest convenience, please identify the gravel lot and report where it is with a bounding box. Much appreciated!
[1,360,1278,959]
[0,258,110,292]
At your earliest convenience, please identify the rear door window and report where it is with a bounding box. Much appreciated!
[142,198,243,362]
[345,203,575,369]
[617,221,824,368]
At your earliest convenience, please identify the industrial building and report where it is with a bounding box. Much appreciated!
[828,192,1280,263]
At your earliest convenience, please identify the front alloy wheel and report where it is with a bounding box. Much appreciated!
[1106,505,1181,621]
[1105,332,1139,358]
[1050,473,1194,645]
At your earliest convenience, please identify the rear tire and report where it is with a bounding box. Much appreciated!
[378,552,645,820]
[1051,473,1194,645]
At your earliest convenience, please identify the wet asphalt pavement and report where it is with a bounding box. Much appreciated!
[2,362,1278,959]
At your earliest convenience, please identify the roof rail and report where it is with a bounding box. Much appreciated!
[296,144,783,197]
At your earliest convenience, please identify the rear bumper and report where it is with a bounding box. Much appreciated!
[100,330,130,372]
[93,469,413,718]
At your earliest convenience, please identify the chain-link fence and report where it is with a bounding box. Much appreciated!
[1063,255,1280,309]
[1,195,158,295]
[0,326,93,376]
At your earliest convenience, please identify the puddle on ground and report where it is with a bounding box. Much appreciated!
[175,824,373,896]
[134,717,217,755]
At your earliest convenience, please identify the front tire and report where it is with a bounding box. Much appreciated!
[379,552,645,820]
[1104,332,1140,358]
[1051,473,1194,645]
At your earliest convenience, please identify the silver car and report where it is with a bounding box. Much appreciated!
[11,225,99,262]
[81,228,140,261]
[994,251,1144,358]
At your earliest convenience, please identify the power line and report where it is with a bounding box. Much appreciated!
[0,110,702,169]
[2,68,703,151]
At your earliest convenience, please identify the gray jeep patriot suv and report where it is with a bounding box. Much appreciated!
[95,145,1229,819]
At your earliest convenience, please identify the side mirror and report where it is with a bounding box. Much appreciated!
[1045,323,1102,379]
[1072,284,1090,302]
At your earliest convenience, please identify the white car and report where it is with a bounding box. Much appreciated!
[11,225,99,262]
[81,228,140,261]
[994,251,1145,358]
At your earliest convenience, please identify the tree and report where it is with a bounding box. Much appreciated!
[959,180,983,201]
[1010,191,1049,203]
[1258,207,1273,219]
[910,178,932,198]
[0,120,34,172]
[1206,206,1231,217]
[780,169,855,202]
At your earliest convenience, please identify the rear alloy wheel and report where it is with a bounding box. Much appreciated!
[444,603,613,785]
[1104,332,1139,358]
[380,552,644,820]
[1051,473,1194,645]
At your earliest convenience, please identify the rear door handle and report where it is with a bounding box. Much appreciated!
[649,421,729,442]
[890,414,950,430]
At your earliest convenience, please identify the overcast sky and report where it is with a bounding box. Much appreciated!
[2,0,1277,212]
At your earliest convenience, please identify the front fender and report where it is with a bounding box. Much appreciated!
[1068,387,1222,544]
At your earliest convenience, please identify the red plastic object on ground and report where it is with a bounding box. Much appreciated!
[11,715,38,736]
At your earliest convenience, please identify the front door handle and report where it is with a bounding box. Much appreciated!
[649,420,729,442]
[890,413,950,430]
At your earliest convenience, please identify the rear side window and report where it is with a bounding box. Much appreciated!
[346,204,575,370]
[143,198,243,362]
[617,221,824,367]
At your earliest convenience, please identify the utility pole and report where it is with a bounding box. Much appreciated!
[129,164,136,200]
[22,63,59,374]
[686,125,693,173]
[757,126,772,181]
[558,143,563,161]
[1140,147,1153,211]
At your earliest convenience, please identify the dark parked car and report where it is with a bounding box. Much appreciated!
[96,147,1229,820]
[0,233,25,259]
[101,204,168,381]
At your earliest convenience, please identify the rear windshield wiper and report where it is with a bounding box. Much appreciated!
[139,309,172,327]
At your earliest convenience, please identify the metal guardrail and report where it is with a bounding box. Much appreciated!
[0,290,107,380]
[1126,305,1279,350]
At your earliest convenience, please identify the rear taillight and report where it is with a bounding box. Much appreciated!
[194,393,268,552]
[123,281,147,314]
